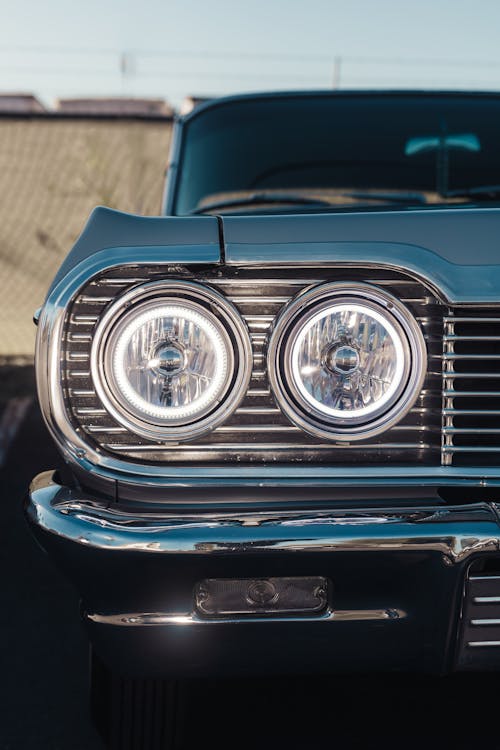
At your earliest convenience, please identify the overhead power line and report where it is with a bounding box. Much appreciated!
[3,44,500,70]
[0,64,331,81]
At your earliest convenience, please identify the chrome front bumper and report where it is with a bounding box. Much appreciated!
[26,471,500,677]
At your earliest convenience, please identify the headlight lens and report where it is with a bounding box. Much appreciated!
[268,282,427,441]
[107,301,231,424]
[290,301,406,421]
[91,281,252,441]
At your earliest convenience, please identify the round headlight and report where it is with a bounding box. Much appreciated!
[268,282,427,441]
[91,281,252,442]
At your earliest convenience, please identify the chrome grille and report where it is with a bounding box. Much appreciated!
[63,266,443,464]
[442,311,500,466]
[457,564,500,670]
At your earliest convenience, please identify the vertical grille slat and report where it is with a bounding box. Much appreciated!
[442,311,500,466]
[63,266,443,465]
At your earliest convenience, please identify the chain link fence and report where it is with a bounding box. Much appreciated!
[0,115,173,360]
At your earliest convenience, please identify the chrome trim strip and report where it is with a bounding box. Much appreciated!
[234,407,279,415]
[27,471,500,560]
[86,608,405,627]
[444,428,500,435]
[95,276,148,286]
[470,619,500,626]
[444,335,500,341]
[444,410,500,416]
[103,442,433,453]
[77,295,114,304]
[468,641,500,647]
[210,278,323,287]
[444,373,500,379]
[444,316,500,323]
[443,447,500,453]
[214,425,300,433]
[230,296,291,304]
[444,354,500,360]
[71,314,99,324]
[444,391,500,397]
[75,407,107,416]
[473,597,500,604]
[85,425,127,434]
[68,333,93,342]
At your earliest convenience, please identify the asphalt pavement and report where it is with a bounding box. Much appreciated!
[1,370,499,749]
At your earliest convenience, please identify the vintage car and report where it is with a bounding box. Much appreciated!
[27,90,500,747]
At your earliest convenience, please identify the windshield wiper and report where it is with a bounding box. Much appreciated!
[341,191,427,204]
[190,192,334,214]
[444,185,500,199]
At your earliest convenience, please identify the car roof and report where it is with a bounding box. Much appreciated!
[181,89,500,123]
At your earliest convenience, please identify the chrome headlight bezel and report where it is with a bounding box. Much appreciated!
[267,282,427,442]
[90,280,253,442]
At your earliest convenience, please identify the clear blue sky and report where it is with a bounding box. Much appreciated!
[1,0,500,107]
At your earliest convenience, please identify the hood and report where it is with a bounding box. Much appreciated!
[49,205,500,305]
[48,206,221,294]
[221,208,500,303]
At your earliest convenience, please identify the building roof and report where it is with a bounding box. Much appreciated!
[55,97,174,117]
[0,93,45,113]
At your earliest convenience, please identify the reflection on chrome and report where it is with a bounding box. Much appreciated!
[86,608,407,627]
[27,471,500,563]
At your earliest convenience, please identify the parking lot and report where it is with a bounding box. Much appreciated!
[1,365,499,749]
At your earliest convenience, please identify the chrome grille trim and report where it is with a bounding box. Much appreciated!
[442,310,500,466]
[458,566,500,667]
[84,425,128,434]
[62,266,443,465]
[74,407,107,416]
[67,352,90,361]
[76,295,115,304]
[71,313,99,323]
[67,333,93,343]
[215,424,301,433]
[103,442,434,455]
[444,446,500,454]
[94,277,148,287]
[235,406,281,415]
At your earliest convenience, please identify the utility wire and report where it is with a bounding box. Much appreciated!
[3,44,500,69]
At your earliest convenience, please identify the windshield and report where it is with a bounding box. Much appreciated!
[173,93,500,215]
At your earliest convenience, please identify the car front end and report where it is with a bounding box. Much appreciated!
[25,90,500,746]
[27,202,500,678]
